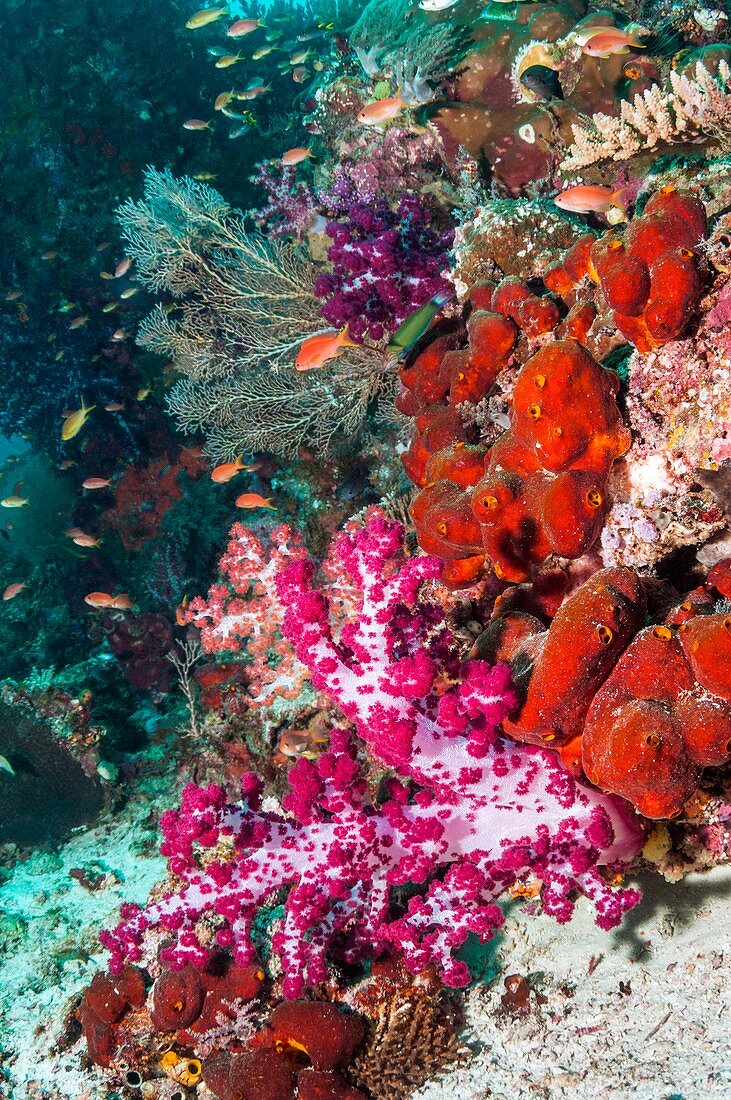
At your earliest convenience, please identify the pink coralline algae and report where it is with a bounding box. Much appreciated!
[102,516,643,997]
[314,190,453,343]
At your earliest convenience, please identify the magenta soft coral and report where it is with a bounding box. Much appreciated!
[314,191,452,342]
[102,515,643,997]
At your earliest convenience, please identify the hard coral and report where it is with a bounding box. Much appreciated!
[102,515,642,996]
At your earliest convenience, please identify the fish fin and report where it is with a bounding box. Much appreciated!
[611,185,632,212]
[339,324,359,347]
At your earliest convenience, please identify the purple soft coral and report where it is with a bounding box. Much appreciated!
[101,515,643,997]
[314,190,452,342]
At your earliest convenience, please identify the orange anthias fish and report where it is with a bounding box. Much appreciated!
[175,594,189,626]
[357,93,408,127]
[295,326,356,372]
[110,593,133,610]
[281,147,313,166]
[583,29,647,57]
[183,119,211,131]
[82,477,111,490]
[69,314,90,329]
[84,591,132,609]
[104,402,125,412]
[235,493,275,510]
[214,90,235,110]
[3,582,27,601]
[211,455,250,483]
[114,258,132,278]
[72,533,102,548]
[554,184,628,214]
[226,17,263,37]
[84,591,114,608]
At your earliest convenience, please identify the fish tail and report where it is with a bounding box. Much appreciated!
[339,324,359,347]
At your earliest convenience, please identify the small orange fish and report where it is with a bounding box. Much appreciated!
[211,454,250,483]
[278,731,311,758]
[239,82,270,99]
[175,594,189,626]
[41,250,59,261]
[215,53,243,69]
[582,29,647,57]
[3,582,26,601]
[82,477,111,490]
[58,459,77,470]
[72,533,102,548]
[226,17,263,37]
[554,184,628,214]
[183,119,211,130]
[5,290,22,301]
[281,146,313,166]
[111,328,130,341]
[357,93,407,127]
[235,492,275,510]
[99,271,115,280]
[214,90,235,110]
[295,326,356,371]
[69,314,90,329]
[110,593,133,610]
[114,258,133,278]
[104,402,125,412]
[84,591,114,608]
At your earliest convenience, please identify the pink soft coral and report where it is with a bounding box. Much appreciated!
[184,523,309,705]
[102,516,643,996]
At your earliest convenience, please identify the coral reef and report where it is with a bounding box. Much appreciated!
[4,1,731,1096]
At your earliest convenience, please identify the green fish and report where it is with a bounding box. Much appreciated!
[387,291,452,359]
[0,754,16,777]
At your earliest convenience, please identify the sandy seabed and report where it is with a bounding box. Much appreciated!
[1,760,728,1100]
